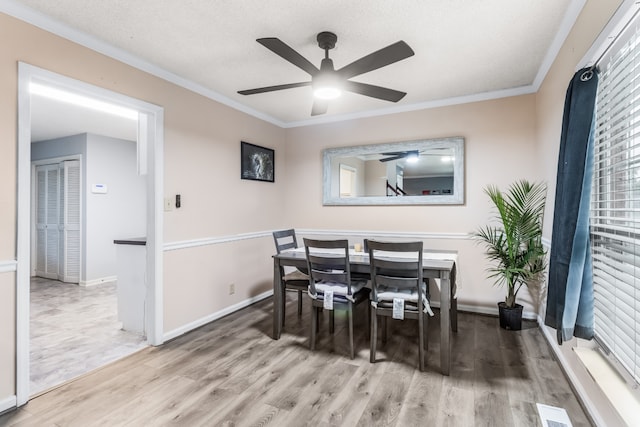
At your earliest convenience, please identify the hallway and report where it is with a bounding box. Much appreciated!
[30,277,147,395]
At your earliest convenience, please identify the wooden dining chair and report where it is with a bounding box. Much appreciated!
[304,238,370,359]
[367,240,432,371]
[273,229,309,324]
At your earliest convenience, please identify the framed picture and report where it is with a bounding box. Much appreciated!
[241,141,274,182]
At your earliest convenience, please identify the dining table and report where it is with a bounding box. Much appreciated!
[272,247,458,375]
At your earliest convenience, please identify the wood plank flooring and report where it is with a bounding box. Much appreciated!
[1,292,592,426]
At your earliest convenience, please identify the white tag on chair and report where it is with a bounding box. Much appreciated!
[324,290,334,310]
[393,298,404,320]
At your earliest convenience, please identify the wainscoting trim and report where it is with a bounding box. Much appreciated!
[164,230,274,251]
[163,229,472,252]
[299,229,471,240]
[0,395,16,415]
[161,290,529,347]
[163,290,273,342]
[0,260,17,274]
[433,301,537,321]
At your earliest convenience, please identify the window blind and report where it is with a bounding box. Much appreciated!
[592,19,640,387]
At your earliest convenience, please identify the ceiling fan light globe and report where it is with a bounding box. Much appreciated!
[314,86,342,99]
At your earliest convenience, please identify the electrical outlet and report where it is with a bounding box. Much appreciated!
[164,197,173,211]
[229,283,235,295]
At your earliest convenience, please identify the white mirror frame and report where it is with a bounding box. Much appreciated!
[323,137,464,205]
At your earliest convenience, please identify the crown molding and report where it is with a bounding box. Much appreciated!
[1,0,586,129]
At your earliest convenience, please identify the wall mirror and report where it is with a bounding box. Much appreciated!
[323,137,464,205]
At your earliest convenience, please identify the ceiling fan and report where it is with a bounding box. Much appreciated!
[379,150,420,162]
[238,31,415,116]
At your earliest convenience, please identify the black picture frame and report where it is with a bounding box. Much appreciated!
[241,141,274,182]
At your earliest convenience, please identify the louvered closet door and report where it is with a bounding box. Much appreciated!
[35,164,60,279]
[60,160,81,283]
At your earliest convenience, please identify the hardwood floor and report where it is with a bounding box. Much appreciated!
[2,292,592,426]
[30,277,147,395]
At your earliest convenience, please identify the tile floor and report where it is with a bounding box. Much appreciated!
[30,277,147,395]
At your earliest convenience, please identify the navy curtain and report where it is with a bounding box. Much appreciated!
[545,67,599,345]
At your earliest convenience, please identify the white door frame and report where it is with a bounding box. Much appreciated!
[16,63,165,405]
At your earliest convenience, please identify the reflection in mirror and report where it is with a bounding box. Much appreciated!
[323,137,464,205]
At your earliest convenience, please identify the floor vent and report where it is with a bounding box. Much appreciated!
[536,403,573,427]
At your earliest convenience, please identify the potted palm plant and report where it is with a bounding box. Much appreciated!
[473,180,547,330]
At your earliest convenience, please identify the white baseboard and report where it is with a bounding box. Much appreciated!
[431,301,537,320]
[79,276,117,287]
[537,315,607,427]
[162,293,537,345]
[163,290,273,342]
[0,395,17,414]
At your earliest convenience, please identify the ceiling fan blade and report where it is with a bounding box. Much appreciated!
[311,99,329,116]
[337,41,414,79]
[257,38,320,76]
[380,150,419,162]
[380,155,404,162]
[343,81,407,102]
[238,81,311,95]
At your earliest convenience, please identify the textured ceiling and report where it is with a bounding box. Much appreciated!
[4,0,580,136]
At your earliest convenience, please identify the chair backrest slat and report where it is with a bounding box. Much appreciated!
[372,258,419,271]
[375,275,418,289]
[303,238,352,296]
[368,240,423,305]
[273,229,298,253]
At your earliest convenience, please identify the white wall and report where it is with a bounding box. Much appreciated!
[85,133,146,285]
[31,133,145,285]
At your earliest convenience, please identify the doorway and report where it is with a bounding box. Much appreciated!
[16,63,165,405]
[29,143,145,394]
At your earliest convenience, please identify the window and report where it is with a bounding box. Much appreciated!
[591,17,640,387]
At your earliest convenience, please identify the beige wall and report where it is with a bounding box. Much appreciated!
[0,12,286,401]
[163,237,274,332]
[285,96,539,231]
[0,0,631,423]
[0,272,16,401]
[284,95,540,312]
[534,1,626,425]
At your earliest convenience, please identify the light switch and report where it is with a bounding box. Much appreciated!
[164,197,173,211]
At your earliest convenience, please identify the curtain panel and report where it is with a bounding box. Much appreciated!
[545,68,599,344]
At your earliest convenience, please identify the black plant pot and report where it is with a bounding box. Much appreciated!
[498,302,523,330]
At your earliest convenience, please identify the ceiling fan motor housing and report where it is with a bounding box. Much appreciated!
[317,31,337,51]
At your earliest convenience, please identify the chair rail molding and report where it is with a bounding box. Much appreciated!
[299,229,471,241]
[163,230,275,252]
[0,260,18,273]
[163,229,472,252]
